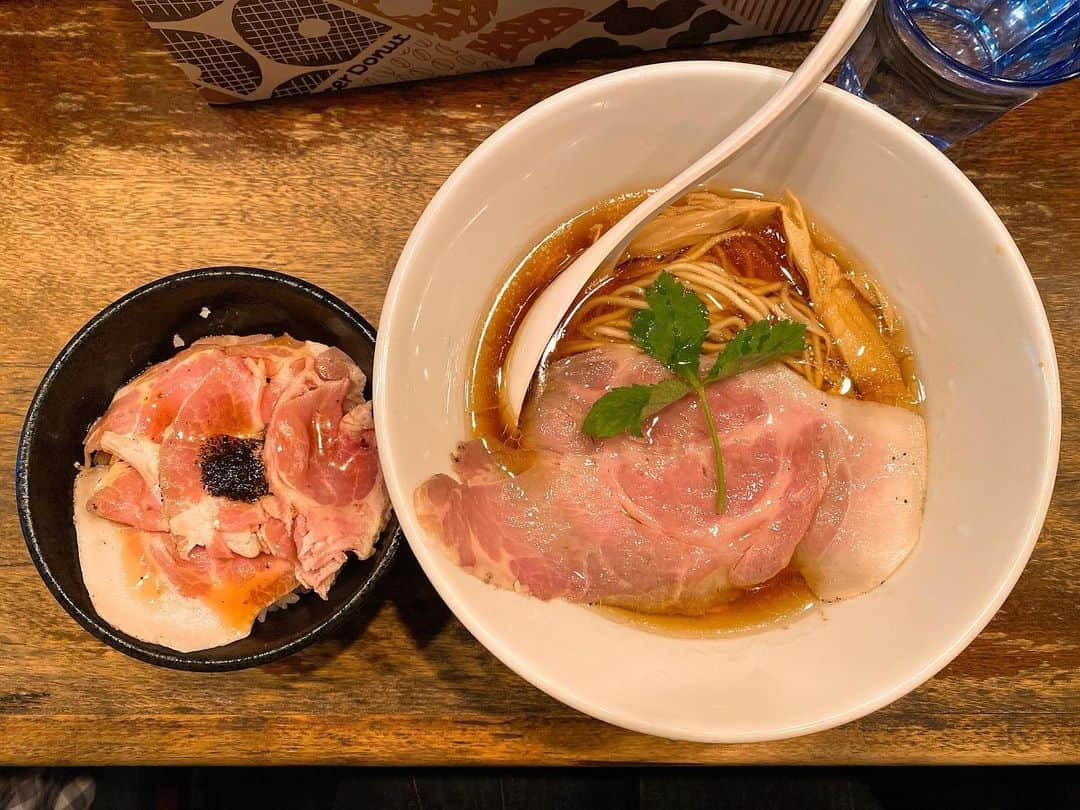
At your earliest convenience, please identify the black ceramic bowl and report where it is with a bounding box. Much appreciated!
[16,267,401,671]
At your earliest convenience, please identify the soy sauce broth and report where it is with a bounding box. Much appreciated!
[595,569,819,637]
[467,191,647,448]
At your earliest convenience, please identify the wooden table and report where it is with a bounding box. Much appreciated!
[0,0,1076,766]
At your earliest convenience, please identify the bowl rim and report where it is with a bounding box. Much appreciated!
[375,61,1062,741]
[16,265,402,672]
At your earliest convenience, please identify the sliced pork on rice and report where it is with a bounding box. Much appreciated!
[76,334,390,652]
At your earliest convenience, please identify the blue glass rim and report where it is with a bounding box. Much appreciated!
[890,0,1080,89]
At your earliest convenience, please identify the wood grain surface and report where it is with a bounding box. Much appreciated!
[0,1,1076,766]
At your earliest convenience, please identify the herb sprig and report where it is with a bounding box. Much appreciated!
[581,272,806,513]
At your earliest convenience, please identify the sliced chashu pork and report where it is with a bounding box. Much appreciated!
[264,354,389,596]
[158,353,274,558]
[75,467,298,652]
[87,461,168,532]
[84,335,389,599]
[85,346,224,489]
[416,345,926,609]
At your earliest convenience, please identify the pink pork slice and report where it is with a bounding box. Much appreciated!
[85,336,389,598]
[264,351,389,597]
[157,354,274,559]
[87,460,168,533]
[415,345,927,610]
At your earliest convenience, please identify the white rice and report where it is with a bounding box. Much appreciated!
[256,588,303,623]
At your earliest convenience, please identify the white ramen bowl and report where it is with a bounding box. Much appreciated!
[375,62,1059,742]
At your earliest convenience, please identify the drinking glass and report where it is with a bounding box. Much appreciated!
[835,0,1080,148]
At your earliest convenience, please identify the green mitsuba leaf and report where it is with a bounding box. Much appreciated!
[581,268,806,515]
[640,377,693,421]
[706,319,807,383]
[582,385,655,438]
[582,378,695,439]
[629,272,709,377]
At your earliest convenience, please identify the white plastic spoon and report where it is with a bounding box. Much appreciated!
[502,0,876,424]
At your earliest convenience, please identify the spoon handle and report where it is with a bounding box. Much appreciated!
[503,0,876,422]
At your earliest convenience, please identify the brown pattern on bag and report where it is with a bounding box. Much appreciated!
[666,8,736,48]
[130,0,224,23]
[465,6,586,62]
[128,0,829,102]
[344,0,498,41]
[233,0,391,67]
[535,35,642,64]
[725,0,827,32]
[589,0,702,35]
[272,68,336,97]
[158,28,263,97]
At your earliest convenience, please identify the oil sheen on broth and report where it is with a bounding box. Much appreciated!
[466,189,920,635]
